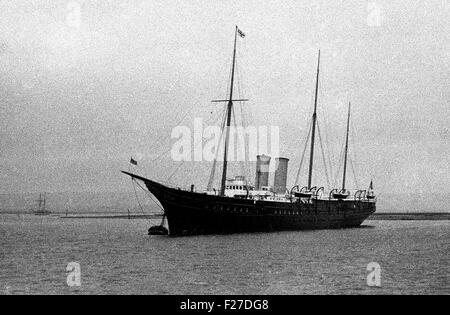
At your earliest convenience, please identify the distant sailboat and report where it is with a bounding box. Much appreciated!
[32,193,51,216]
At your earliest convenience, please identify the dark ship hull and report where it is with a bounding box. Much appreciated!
[123,171,376,236]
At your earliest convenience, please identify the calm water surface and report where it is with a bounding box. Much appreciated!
[0,214,448,294]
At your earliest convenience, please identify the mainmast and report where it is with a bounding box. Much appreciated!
[307,50,320,189]
[220,26,239,196]
[342,102,351,191]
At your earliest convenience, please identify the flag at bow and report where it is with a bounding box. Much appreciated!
[130,157,138,166]
[237,27,245,38]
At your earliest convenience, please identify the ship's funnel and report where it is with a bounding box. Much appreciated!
[274,157,289,194]
[255,154,271,190]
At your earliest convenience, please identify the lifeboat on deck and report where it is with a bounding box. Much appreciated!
[331,189,350,200]
[293,186,316,198]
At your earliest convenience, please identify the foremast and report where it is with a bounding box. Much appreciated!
[212,26,247,196]
[220,26,239,196]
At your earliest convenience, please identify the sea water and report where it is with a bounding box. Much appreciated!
[0,214,448,294]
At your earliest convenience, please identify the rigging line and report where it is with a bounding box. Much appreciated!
[236,68,250,132]
[133,178,165,214]
[205,106,225,126]
[237,53,247,107]
[172,101,197,129]
[350,119,361,182]
[131,179,152,222]
[207,107,228,190]
[238,110,252,183]
[235,60,242,123]
[317,121,331,189]
[236,55,255,130]
[150,145,172,163]
[207,94,228,120]
[149,102,198,163]
[207,157,218,191]
[189,162,200,188]
[317,59,327,107]
[235,55,252,184]
[349,144,360,188]
[317,114,335,185]
[232,106,248,186]
[239,103,253,185]
[295,118,313,186]
[159,105,223,185]
[208,108,227,138]
[317,123,333,188]
[294,118,312,186]
[319,105,335,185]
[333,136,346,188]
[198,112,225,191]
[136,181,165,215]
[316,68,338,185]
[239,100,248,127]
[349,154,360,188]
[167,160,186,183]
[332,124,347,187]
[149,109,197,163]
[222,46,234,101]
[235,52,252,185]
[211,47,232,119]
[187,115,224,188]
[326,136,335,186]
[237,104,253,185]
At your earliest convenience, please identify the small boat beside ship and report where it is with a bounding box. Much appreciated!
[122,27,376,236]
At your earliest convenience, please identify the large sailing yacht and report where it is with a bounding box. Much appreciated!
[122,27,376,236]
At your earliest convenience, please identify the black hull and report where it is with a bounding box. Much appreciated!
[123,172,376,236]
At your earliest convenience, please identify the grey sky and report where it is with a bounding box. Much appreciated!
[0,0,449,195]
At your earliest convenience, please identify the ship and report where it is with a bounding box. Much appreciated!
[32,193,51,216]
[122,26,376,236]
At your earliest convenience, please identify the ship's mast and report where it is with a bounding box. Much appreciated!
[307,50,320,189]
[342,102,351,191]
[38,193,42,212]
[220,26,238,196]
